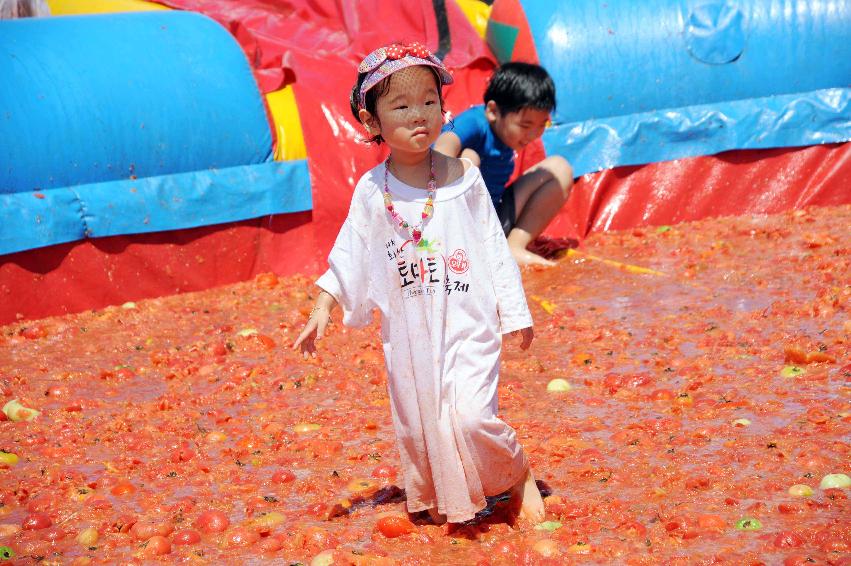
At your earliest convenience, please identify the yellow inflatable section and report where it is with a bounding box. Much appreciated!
[47,0,167,14]
[456,0,491,39]
[46,0,306,163]
[266,86,307,160]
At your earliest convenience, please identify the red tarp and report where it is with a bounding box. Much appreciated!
[545,143,851,242]
[3,143,849,324]
[2,0,850,324]
[157,0,499,265]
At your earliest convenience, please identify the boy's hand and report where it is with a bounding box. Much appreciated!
[511,326,534,350]
[292,307,331,359]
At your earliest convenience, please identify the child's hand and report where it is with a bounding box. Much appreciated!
[292,307,331,359]
[511,326,534,350]
[292,290,338,359]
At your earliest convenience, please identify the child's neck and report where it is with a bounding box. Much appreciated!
[388,149,433,189]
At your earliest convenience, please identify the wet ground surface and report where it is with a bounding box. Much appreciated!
[0,205,848,565]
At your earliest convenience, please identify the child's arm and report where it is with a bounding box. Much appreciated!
[292,289,338,359]
[434,131,462,157]
[434,132,482,167]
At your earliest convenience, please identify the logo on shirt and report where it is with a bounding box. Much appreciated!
[447,249,470,274]
[386,238,471,299]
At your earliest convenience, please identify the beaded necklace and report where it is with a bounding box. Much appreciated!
[383,150,435,245]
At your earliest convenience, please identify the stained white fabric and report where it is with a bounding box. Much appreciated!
[316,160,532,522]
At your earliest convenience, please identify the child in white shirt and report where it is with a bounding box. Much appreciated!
[293,42,545,525]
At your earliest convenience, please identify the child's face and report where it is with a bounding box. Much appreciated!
[486,102,550,152]
[361,66,443,155]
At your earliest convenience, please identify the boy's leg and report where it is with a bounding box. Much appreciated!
[505,156,573,266]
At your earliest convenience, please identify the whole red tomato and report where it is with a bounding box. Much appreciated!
[26,494,58,514]
[172,528,201,545]
[141,535,171,556]
[21,512,52,530]
[224,527,260,548]
[129,520,174,541]
[271,469,296,484]
[774,531,805,548]
[110,482,135,496]
[258,534,286,552]
[194,510,230,533]
[376,515,415,538]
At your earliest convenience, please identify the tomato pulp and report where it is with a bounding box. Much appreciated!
[0,205,848,564]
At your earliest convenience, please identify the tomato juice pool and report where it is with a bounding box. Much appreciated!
[0,205,848,564]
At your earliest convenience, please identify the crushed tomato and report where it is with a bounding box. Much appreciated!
[0,205,848,564]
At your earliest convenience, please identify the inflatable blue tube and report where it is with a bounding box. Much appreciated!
[0,11,273,192]
[544,87,851,177]
[515,0,851,174]
[523,0,851,124]
[0,160,312,256]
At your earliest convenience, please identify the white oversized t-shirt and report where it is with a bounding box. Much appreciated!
[317,160,532,522]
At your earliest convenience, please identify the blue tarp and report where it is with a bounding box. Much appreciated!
[0,160,312,255]
[544,88,851,178]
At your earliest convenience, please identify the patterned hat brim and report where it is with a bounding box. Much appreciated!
[358,55,453,108]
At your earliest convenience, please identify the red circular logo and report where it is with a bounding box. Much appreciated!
[448,249,469,274]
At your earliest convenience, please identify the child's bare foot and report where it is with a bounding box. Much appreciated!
[510,468,545,523]
[427,507,447,525]
[510,246,556,267]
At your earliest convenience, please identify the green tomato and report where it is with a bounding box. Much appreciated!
[0,546,15,560]
[1,400,40,422]
[0,451,18,466]
[546,379,572,392]
[534,520,563,532]
[311,550,335,566]
[819,473,851,489]
[788,484,814,497]
[780,365,805,378]
[735,518,762,531]
[293,423,321,433]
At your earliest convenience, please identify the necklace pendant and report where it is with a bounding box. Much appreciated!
[383,151,435,247]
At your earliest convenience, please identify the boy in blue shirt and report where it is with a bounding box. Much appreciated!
[434,62,573,266]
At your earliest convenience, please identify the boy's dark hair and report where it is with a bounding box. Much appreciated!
[483,62,556,115]
[349,66,445,145]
